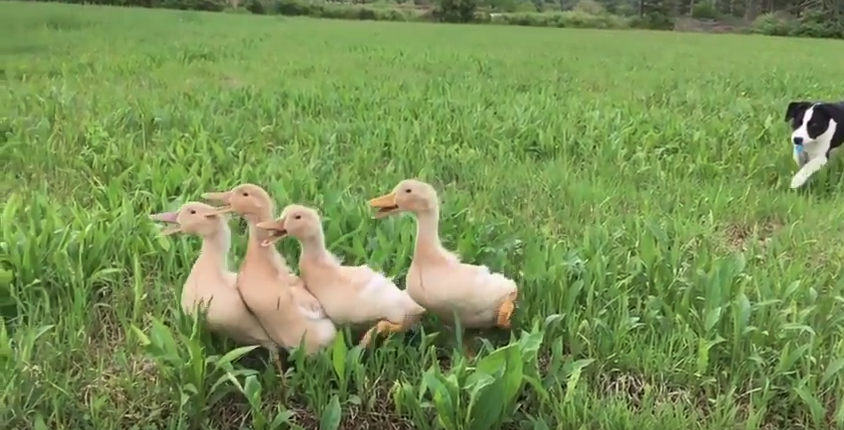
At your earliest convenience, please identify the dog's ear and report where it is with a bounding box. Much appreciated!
[785,101,812,122]
[814,103,844,122]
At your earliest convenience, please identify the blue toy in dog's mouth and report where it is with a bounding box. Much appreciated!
[794,144,809,166]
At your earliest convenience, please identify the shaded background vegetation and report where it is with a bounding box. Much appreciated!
[20,0,844,38]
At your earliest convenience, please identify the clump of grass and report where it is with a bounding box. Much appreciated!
[2,1,844,429]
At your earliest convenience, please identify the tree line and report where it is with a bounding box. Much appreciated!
[23,0,844,39]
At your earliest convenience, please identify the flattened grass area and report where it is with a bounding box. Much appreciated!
[3,2,844,429]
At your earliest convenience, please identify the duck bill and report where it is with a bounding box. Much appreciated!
[150,211,178,223]
[202,191,233,215]
[150,211,182,236]
[369,192,401,219]
[256,220,287,247]
[160,225,183,236]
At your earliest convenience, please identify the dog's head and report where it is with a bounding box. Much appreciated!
[785,101,841,147]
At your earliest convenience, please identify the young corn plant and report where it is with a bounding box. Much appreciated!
[226,374,298,430]
[392,316,554,430]
[131,311,258,429]
[327,332,367,402]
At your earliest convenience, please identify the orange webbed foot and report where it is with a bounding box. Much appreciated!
[360,320,404,347]
[496,290,518,329]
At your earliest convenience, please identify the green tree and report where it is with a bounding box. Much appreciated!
[433,0,477,22]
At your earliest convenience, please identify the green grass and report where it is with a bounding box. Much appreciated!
[3,2,844,429]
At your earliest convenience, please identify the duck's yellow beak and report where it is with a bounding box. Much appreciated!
[369,192,401,219]
[202,191,233,215]
[256,218,287,247]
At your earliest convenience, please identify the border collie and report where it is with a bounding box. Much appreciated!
[785,100,844,189]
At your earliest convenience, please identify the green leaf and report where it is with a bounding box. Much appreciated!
[466,376,506,430]
[148,317,180,356]
[319,395,342,430]
[835,395,844,427]
[210,368,255,396]
[499,344,524,408]
[33,414,48,430]
[269,408,296,429]
[542,314,563,331]
[703,306,722,332]
[331,332,347,380]
[564,359,591,404]
[156,233,171,252]
[821,357,844,387]
[475,343,516,375]
[242,374,263,404]
[517,329,544,361]
[217,345,260,368]
[131,325,151,346]
[423,371,457,429]
[793,384,824,423]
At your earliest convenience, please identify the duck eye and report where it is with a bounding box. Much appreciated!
[294,215,302,220]
[189,210,196,215]
[405,189,412,193]
[242,192,249,197]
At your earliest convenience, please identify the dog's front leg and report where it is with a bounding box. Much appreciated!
[790,155,828,189]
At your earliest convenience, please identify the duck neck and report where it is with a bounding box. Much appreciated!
[243,206,281,261]
[300,230,333,266]
[243,205,274,226]
[195,225,231,275]
[246,222,281,261]
[414,208,444,260]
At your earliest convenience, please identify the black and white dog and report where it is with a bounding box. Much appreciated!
[785,100,844,188]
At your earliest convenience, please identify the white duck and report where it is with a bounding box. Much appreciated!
[368,179,519,355]
[150,202,281,368]
[203,184,337,357]
[257,204,426,347]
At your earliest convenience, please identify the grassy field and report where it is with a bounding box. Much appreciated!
[3,2,844,429]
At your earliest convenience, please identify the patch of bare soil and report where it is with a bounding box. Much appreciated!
[221,74,244,88]
[208,392,251,428]
[207,377,417,429]
[294,402,416,430]
[596,371,697,412]
[722,219,782,252]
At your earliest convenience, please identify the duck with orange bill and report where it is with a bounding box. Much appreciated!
[149,202,282,370]
[368,179,519,356]
[256,203,426,347]
[202,184,337,365]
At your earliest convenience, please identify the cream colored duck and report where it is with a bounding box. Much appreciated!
[149,202,282,370]
[368,179,519,333]
[203,183,327,318]
[256,204,426,347]
[203,184,337,355]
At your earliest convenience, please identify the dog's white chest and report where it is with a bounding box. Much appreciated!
[804,142,826,159]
